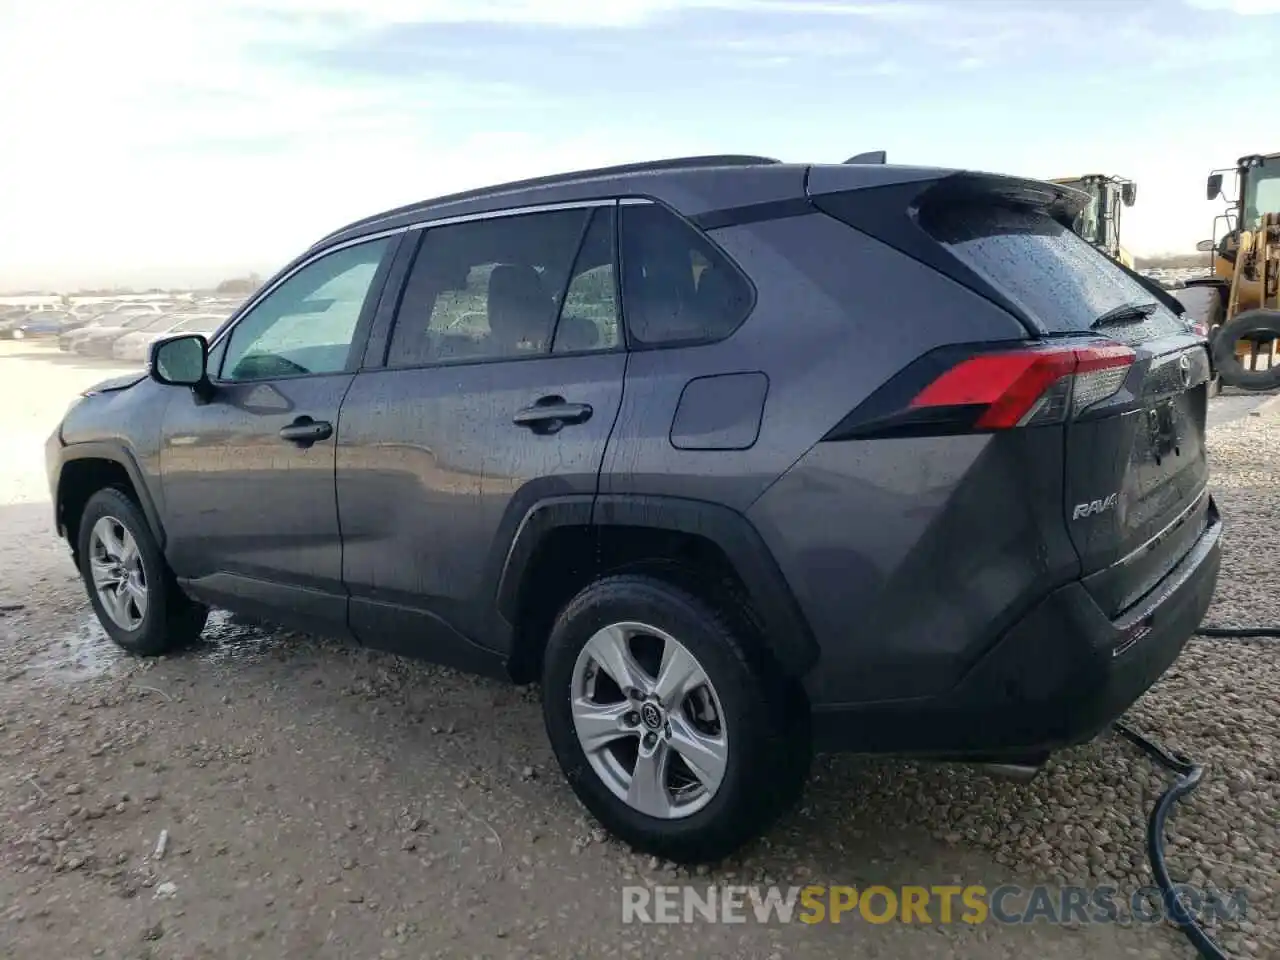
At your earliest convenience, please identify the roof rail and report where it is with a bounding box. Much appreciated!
[844,151,887,164]
[319,154,783,244]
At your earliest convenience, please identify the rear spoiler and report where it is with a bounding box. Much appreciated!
[844,151,887,164]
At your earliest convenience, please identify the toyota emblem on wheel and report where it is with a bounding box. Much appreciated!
[640,702,664,729]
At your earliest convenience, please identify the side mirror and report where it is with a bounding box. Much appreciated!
[150,334,210,391]
[1206,173,1223,201]
[1195,239,1216,253]
[1121,182,1137,207]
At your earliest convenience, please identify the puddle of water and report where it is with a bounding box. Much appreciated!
[197,610,288,663]
[24,617,123,682]
[24,609,291,684]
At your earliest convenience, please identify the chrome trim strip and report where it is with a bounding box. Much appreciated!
[1117,486,1209,568]
[403,197,619,233]
[334,197,620,240]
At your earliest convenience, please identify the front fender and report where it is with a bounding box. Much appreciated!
[54,441,167,549]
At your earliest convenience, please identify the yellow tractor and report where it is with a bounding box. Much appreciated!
[1177,152,1280,391]
[1049,174,1137,268]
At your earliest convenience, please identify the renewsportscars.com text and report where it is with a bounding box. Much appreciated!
[621,883,1249,926]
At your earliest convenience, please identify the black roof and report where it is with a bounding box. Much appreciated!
[316,154,783,247]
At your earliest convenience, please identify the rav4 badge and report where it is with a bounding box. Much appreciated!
[1072,493,1119,520]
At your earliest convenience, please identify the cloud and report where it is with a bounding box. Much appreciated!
[703,29,877,58]
[1183,0,1280,12]
[225,0,935,30]
[0,0,1271,286]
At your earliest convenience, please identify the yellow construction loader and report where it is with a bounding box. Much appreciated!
[1177,152,1280,391]
[1049,174,1137,268]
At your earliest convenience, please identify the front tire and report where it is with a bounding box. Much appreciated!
[542,574,809,863]
[77,488,208,655]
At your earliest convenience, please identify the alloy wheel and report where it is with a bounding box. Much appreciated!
[88,515,148,631]
[570,621,729,820]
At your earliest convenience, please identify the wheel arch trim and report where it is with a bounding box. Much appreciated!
[493,493,819,678]
[55,441,166,550]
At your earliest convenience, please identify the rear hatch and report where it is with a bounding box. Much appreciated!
[811,170,1212,619]
[916,184,1212,617]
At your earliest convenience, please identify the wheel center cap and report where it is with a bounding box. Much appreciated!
[640,701,665,730]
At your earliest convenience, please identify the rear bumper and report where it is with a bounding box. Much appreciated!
[812,497,1222,757]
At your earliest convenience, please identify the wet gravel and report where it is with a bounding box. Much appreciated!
[0,345,1277,959]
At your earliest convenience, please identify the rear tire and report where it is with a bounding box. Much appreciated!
[1212,309,1280,391]
[542,574,809,864]
[76,488,208,655]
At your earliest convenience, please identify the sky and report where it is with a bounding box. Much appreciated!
[0,0,1277,290]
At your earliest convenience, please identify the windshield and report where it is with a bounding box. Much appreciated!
[1241,158,1280,228]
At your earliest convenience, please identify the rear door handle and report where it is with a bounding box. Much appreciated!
[279,416,333,447]
[513,398,593,434]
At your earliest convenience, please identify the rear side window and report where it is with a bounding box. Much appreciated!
[619,204,753,347]
[920,203,1185,339]
[387,208,590,367]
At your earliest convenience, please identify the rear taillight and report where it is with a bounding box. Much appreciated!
[822,341,1136,442]
[910,344,1134,428]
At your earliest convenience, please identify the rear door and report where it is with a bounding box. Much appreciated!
[335,203,626,661]
[920,199,1212,616]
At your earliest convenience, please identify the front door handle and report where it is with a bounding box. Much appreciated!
[279,416,333,447]
[513,397,593,435]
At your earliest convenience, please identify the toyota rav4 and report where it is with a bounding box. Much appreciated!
[46,155,1222,862]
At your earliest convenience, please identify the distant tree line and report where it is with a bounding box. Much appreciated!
[214,273,263,295]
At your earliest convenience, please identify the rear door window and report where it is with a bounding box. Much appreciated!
[920,204,1186,340]
[618,203,753,347]
[386,208,589,367]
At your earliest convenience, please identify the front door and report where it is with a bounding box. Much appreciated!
[336,204,626,665]
[159,234,396,632]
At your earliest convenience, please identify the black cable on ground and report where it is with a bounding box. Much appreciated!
[1112,720,1229,960]
[1109,628,1279,956]
[1195,626,1280,639]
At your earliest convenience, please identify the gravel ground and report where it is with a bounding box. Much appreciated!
[0,341,1277,959]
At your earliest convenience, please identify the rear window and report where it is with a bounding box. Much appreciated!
[920,203,1185,340]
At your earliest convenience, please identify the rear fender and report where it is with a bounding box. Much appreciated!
[493,494,819,678]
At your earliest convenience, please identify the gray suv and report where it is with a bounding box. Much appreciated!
[46,155,1222,862]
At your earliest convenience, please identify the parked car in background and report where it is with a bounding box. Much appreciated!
[79,312,190,358]
[59,317,108,351]
[2,310,79,338]
[10,311,80,340]
[0,307,31,325]
[113,312,228,362]
[60,303,167,339]
[0,312,33,339]
[64,311,166,354]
